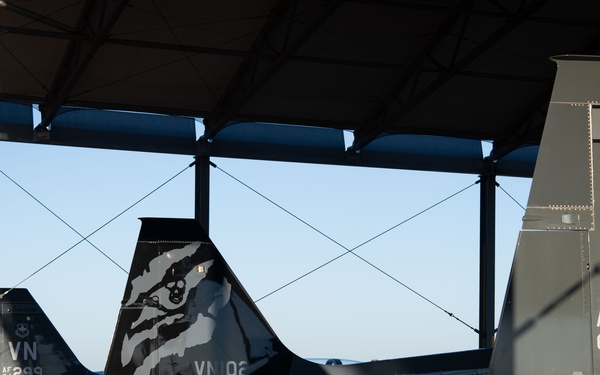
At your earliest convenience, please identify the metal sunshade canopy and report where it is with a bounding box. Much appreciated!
[1,0,599,176]
[3,0,599,351]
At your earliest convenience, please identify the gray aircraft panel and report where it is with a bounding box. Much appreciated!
[588,139,600,375]
[490,56,600,374]
[550,56,600,104]
[523,103,593,231]
[490,230,592,374]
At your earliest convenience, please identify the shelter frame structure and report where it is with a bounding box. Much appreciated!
[6,0,599,354]
[192,154,499,349]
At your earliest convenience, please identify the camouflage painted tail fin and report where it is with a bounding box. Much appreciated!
[0,288,95,375]
[490,55,600,374]
[103,218,491,375]
[103,218,294,375]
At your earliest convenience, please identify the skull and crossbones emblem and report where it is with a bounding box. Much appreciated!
[165,278,186,304]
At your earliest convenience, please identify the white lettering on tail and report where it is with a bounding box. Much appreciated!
[194,361,247,375]
[24,343,36,361]
[9,342,20,361]
[2,367,42,375]
[8,343,37,361]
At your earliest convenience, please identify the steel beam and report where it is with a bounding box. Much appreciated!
[479,167,496,348]
[38,0,129,129]
[203,0,343,139]
[350,0,551,152]
[194,155,211,234]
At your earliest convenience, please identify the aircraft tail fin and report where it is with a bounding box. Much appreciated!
[104,218,295,375]
[490,55,600,374]
[103,218,492,375]
[0,288,95,375]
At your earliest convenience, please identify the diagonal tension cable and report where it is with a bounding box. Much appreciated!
[497,182,526,211]
[0,160,196,298]
[212,161,480,333]
[256,182,480,332]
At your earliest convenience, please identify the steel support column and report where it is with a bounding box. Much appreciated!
[195,155,211,234]
[479,169,496,348]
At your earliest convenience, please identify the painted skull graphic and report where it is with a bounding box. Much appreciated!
[165,278,186,304]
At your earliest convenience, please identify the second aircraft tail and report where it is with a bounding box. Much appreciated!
[0,288,95,375]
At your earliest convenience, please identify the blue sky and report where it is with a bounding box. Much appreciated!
[0,139,531,370]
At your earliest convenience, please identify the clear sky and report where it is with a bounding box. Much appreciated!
[0,138,531,371]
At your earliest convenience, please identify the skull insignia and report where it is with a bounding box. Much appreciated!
[166,278,186,304]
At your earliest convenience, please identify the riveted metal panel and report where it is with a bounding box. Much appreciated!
[551,56,600,105]
[490,230,592,374]
[523,103,593,230]
[586,139,600,375]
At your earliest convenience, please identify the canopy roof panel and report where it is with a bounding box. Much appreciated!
[1,0,599,176]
